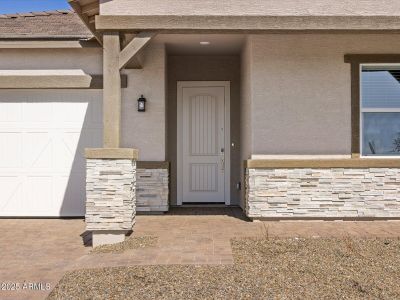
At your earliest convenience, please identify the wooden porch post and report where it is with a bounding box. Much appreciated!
[103,32,121,148]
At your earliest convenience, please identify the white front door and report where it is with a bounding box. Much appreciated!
[177,81,230,204]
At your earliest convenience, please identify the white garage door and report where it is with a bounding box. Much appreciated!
[0,91,102,217]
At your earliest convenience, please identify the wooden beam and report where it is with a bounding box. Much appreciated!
[81,1,99,15]
[118,32,154,70]
[103,32,122,148]
[88,15,96,24]
[124,52,145,69]
[96,15,400,32]
[120,33,145,69]
[88,74,127,89]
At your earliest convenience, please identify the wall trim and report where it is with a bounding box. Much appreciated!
[85,148,139,159]
[0,72,127,89]
[245,158,400,169]
[251,217,400,221]
[350,62,360,157]
[344,54,400,63]
[137,161,170,169]
[0,40,100,49]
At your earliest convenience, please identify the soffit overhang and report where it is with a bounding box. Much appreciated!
[95,15,400,33]
[68,0,101,42]
[69,0,400,33]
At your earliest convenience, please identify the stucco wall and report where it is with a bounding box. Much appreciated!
[167,55,241,206]
[0,48,102,74]
[247,34,400,156]
[121,42,166,161]
[100,0,400,16]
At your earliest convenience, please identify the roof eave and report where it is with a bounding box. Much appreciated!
[68,0,102,44]
[95,15,400,32]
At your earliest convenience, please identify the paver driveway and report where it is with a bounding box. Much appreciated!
[1,207,400,299]
[0,219,88,300]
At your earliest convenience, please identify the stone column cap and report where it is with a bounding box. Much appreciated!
[85,148,139,160]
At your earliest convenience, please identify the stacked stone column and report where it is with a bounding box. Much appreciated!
[85,148,138,247]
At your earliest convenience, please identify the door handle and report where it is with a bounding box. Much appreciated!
[221,156,225,172]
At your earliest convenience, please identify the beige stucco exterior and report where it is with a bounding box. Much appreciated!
[0,48,102,73]
[5,34,400,163]
[121,41,166,161]
[2,29,400,214]
[244,34,400,157]
[99,0,400,16]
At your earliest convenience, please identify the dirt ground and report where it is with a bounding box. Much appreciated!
[48,237,400,300]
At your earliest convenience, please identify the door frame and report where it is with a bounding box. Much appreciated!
[177,81,231,205]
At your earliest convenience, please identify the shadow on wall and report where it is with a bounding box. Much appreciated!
[59,95,103,217]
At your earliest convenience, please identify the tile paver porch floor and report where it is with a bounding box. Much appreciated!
[1,207,400,299]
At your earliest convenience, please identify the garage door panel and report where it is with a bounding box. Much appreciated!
[55,131,82,172]
[57,129,102,173]
[0,176,23,214]
[0,102,22,124]
[24,132,53,170]
[53,102,88,124]
[26,176,53,213]
[0,93,102,217]
[0,132,22,168]
[23,102,53,124]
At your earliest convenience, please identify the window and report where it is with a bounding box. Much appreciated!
[361,65,400,156]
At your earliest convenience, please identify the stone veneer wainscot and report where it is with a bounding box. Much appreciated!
[136,163,169,212]
[246,164,400,219]
[85,148,138,247]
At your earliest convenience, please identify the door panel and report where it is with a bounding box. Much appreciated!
[0,91,102,216]
[182,86,225,203]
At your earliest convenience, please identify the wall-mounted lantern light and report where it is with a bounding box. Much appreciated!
[137,95,146,112]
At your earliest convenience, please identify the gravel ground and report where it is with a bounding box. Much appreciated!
[91,236,157,254]
[48,237,400,299]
